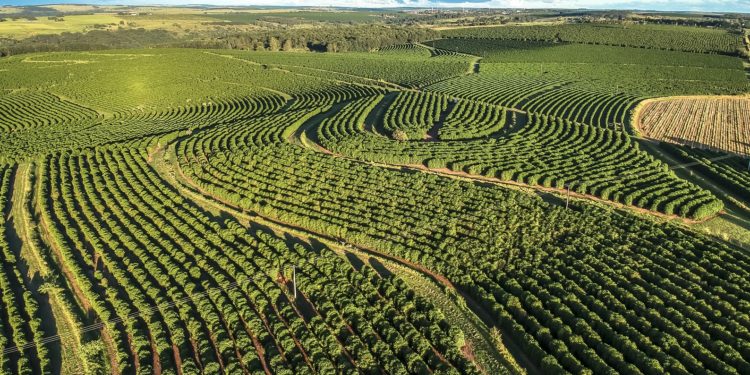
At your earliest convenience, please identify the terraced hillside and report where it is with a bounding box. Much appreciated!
[0,35,748,375]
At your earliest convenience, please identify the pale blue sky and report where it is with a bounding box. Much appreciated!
[5,0,749,13]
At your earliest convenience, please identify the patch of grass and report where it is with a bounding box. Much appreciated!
[0,14,122,38]
[695,205,750,250]
[205,10,380,24]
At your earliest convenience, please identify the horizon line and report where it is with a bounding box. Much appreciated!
[3,2,749,15]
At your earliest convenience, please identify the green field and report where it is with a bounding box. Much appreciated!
[0,10,749,375]
[0,14,122,37]
[0,7,390,39]
[205,10,381,24]
[441,23,745,55]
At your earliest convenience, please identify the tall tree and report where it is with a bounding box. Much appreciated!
[268,37,280,52]
[282,39,293,51]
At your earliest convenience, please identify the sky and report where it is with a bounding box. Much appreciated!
[5,0,750,13]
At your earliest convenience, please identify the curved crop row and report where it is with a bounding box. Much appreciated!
[197,107,325,149]
[440,99,507,140]
[0,93,286,162]
[521,85,639,129]
[288,84,387,111]
[383,91,448,140]
[441,24,744,55]
[230,50,472,88]
[378,43,433,57]
[177,120,750,375]
[427,75,638,129]
[38,146,478,374]
[426,75,566,110]
[1,47,747,375]
[318,95,383,145]
[318,96,721,219]
[660,143,750,201]
[0,164,50,375]
[0,91,100,133]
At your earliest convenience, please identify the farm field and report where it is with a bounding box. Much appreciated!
[0,14,124,37]
[440,23,746,55]
[0,7,749,375]
[636,96,750,157]
[422,40,749,133]
[0,6,406,39]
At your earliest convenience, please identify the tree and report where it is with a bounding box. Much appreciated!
[447,326,465,351]
[268,37,280,52]
[282,39,293,51]
[80,340,106,374]
[541,355,566,374]
[392,129,408,141]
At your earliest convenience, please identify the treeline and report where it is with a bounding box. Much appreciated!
[185,25,440,52]
[626,16,742,30]
[0,24,440,56]
[0,29,177,57]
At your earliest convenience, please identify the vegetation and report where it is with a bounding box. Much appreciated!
[0,29,179,56]
[383,91,448,139]
[0,22,440,56]
[317,99,722,219]
[39,146,479,374]
[378,43,432,56]
[0,163,50,375]
[428,39,746,68]
[424,41,749,132]
[0,9,748,374]
[227,50,472,88]
[0,90,100,132]
[439,99,506,140]
[660,143,750,201]
[204,10,382,24]
[180,119,750,375]
[441,23,745,55]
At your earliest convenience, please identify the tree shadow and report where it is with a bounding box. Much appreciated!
[344,251,365,271]
[663,136,750,159]
[367,257,393,278]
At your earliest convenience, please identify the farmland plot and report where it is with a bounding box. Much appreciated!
[0,39,748,374]
[637,96,750,157]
